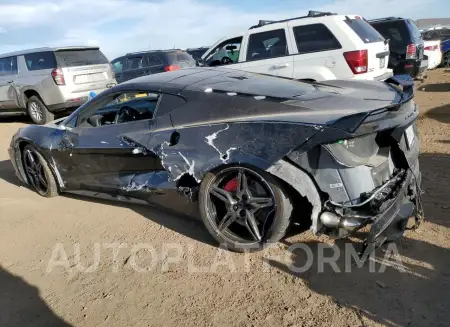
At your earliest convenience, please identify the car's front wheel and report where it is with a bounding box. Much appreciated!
[22,145,59,197]
[27,95,54,125]
[199,165,293,252]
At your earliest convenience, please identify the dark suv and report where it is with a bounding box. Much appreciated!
[186,47,210,65]
[370,17,426,78]
[111,50,195,83]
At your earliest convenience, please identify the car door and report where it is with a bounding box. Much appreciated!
[53,92,164,195]
[120,56,149,82]
[0,56,20,110]
[240,25,294,78]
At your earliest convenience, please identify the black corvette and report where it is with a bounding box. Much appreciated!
[8,68,423,257]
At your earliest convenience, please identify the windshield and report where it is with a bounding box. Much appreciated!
[346,18,385,43]
[55,49,109,67]
[371,21,412,45]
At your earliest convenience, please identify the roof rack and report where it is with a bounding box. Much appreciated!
[368,17,404,22]
[249,10,337,29]
[126,49,183,55]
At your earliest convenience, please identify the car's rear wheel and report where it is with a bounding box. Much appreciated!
[22,145,58,198]
[443,51,450,68]
[27,95,54,125]
[199,165,292,252]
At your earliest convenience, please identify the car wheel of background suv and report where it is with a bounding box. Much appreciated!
[27,95,54,125]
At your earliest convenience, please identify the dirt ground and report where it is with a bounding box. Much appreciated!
[0,69,449,327]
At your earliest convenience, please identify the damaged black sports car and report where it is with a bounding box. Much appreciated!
[8,68,423,257]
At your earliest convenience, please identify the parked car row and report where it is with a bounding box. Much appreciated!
[0,10,432,125]
[420,25,450,67]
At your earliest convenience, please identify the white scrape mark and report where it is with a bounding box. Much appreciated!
[100,141,109,144]
[205,125,237,163]
[177,152,200,182]
[204,88,213,93]
[227,92,237,96]
[254,95,266,100]
[159,141,170,169]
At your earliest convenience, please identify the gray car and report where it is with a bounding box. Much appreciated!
[0,46,116,124]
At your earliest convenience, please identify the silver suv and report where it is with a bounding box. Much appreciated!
[0,46,116,124]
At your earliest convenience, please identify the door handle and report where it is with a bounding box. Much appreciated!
[272,63,289,69]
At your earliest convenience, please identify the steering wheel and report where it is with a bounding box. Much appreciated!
[221,56,233,65]
[114,106,140,124]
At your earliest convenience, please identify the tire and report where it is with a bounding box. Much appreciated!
[199,165,293,252]
[27,95,54,125]
[443,51,450,68]
[22,144,59,198]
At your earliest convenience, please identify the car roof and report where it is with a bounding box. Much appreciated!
[369,17,408,24]
[125,49,185,56]
[116,67,314,98]
[0,46,100,58]
[186,47,210,51]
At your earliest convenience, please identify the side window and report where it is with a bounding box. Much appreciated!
[76,92,160,128]
[0,56,18,76]
[111,58,125,74]
[246,29,288,61]
[24,51,57,71]
[205,37,243,66]
[293,24,341,54]
[125,56,147,70]
[146,55,163,66]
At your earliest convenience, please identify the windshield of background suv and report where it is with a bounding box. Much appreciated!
[371,21,411,45]
[55,49,109,67]
[346,18,385,43]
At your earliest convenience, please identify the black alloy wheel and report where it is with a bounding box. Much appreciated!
[22,145,58,197]
[199,166,292,252]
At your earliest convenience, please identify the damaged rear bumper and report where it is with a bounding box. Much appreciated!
[360,168,422,259]
[323,165,423,259]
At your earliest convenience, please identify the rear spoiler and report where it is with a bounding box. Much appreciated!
[385,74,414,103]
[332,75,416,134]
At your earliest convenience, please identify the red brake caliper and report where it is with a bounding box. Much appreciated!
[223,178,238,192]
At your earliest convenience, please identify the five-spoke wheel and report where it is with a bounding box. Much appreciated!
[199,166,292,252]
[22,145,58,197]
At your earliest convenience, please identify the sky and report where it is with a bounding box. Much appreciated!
[0,0,448,60]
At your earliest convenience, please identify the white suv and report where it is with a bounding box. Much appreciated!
[201,11,393,81]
